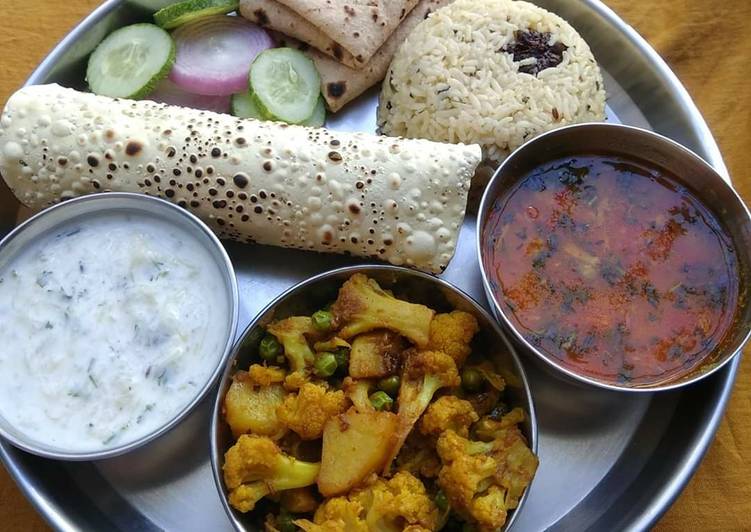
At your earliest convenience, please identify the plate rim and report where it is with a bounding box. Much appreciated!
[0,0,739,530]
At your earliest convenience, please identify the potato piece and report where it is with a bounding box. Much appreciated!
[318,408,398,497]
[224,377,288,440]
[348,330,406,379]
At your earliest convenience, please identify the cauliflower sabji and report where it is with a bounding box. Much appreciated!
[221,274,538,531]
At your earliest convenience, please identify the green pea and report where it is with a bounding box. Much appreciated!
[277,510,297,532]
[369,391,394,411]
[461,367,484,392]
[311,310,334,332]
[314,352,338,377]
[333,347,350,375]
[259,334,282,361]
[377,375,401,397]
[435,490,449,512]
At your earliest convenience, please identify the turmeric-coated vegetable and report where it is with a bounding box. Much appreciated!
[223,367,288,439]
[318,408,399,497]
[331,274,434,347]
[436,413,538,531]
[223,434,320,513]
[277,383,348,440]
[297,471,439,531]
[267,317,319,372]
[420,396,479,438]
[427,311,480,366]
[383,350,460,472]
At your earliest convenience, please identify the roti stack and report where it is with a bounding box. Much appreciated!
[0,84,482,273]
[240,0,419,67]
[239,0,452,111]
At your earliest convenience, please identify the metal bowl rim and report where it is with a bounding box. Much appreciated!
[0,192,240,461]
[208,263,538,532]
[0,0,739,529]
[476,121,751,393]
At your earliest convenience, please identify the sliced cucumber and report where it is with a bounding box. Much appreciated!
[232,91,325,127]
[86,23,175,99]
[154,0,239,29]
[250,48,321,124]
[231,91,264,120]
[301,96,326,128]
[233,91,325,127]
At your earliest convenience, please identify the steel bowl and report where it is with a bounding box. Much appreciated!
[477,122,751,392]
[210,264,538,531]
[0,192,239,460]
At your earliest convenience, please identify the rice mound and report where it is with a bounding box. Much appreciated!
[377,0,606,165]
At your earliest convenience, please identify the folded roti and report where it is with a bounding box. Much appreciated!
[240,0,419,68]
[0,85,481,273]
[277,0,452,112]
[240,0,361,68]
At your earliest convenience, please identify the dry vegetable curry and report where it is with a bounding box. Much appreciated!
[221,274,538,531]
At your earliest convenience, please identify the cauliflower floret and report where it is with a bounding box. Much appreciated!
[297,497,368,532]
[382,350,460,472]
[427,311,480,366]
[247,364,286,387]
[395,432,441,479]
[223,435,320,513]
[402,350,461,384]
[436,431,504,530]
[267,316,319,372]
[420,396,479,438]
[283,370,310,391]
[342,377,374,413]
[474,409,538,510]
[471,485,508,530]
[296,472,439,532]
[436,422,538,532]
[224,369,288,439]
[278,383,348,440]
[474,407,526,442]
[331,274,434,347]
[364,471,439,529]
[229,483,271,514]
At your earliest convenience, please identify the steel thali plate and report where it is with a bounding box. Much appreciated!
[0,0,740,530]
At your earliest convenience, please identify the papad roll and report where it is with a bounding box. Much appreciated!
[0,84,481,273]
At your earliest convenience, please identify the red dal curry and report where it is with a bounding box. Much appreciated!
[482,155,739,386]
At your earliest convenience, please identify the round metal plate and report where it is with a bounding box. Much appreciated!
[0,1,739,530]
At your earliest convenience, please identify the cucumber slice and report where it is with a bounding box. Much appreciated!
[86,24,175,99]
[154,0,240,30]
[301,96,326,128]
[230,91,264,119]
[233,91,325,127]
[250,48,321,124]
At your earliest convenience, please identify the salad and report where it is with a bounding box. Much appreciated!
[85,0,326,126]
